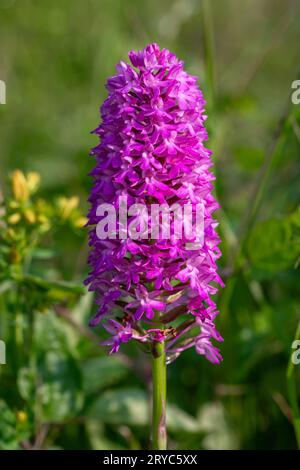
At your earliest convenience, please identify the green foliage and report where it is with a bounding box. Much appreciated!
[89,388,149,426]
[82,356,130,394]
[0,0,300,451]
[0,400,31,450]
[247,212,300,273]
[88,387,200,433]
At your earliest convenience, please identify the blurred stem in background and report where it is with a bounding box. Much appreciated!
[202,0,216,114]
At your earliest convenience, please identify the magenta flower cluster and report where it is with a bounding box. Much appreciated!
[86,44,224,363]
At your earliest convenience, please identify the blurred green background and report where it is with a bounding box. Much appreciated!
[0,0,300,450]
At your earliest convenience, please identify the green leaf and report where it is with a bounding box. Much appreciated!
[0,400,18,450]
[88,388,148,426]
[17,368,36,402]
[30,248,56,260]
[82,356,129,395]
[235,147,264,171]
[247,217,300,272]
[0,400,31,450]
[34,310,80,357]
[71,291,94,325]
[18,274,84,297]
[167,404,199,433]
[28,314,84,423]
[85,420,126,450]
[37,351,83,422]
[88,387,200,432]
[0,280,14,295]
[197,402,239,450]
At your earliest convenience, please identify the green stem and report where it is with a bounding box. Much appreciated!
[151,341,167,450]
[202,0,216,112]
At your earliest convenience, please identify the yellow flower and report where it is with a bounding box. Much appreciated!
[11,170,41,202]
[9,200,19,209]
[6,228,16,239]
[57,196,79,219]
[37,214,48,224]
[37,214,51,232]
[23,208,36,224]
[8,213,21,224]
[73,216,88,228]
[27,172,41,194]
[16,410,28,424]
[11,170,29,202]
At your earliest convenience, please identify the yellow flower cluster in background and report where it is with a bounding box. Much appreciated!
[56,196,87,228]
[11,170,40,202]
[0,170,87,266]
[7,170,87,229]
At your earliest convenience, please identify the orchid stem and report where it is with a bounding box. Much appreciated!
[151,340,167,450]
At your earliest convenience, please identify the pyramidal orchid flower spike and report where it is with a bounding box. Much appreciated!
[86,43,224,450]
